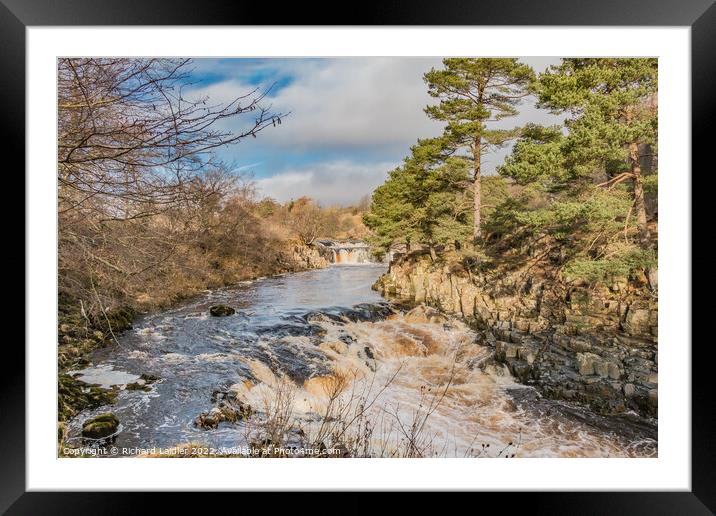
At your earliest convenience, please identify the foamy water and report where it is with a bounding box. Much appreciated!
[65,265,656,457]
[235,311,656,457]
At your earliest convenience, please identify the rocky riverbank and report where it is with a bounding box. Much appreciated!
[57,241,331,448]
[374,251,658,420]
[60,263,656,457]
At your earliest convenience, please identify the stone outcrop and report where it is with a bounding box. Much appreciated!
[290,243,330,269]
[374,252,658,419]
[194,390,253,429]
[81,412,120,439]
[209,304,236,317]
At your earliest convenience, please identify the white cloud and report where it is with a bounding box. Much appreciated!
[267,58,444,146]
[189,58,445,149]
[191,57,564,154]
[255,160,396,206]
[189,57,566,200]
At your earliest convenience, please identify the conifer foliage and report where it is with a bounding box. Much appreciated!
[423,59,535,239]
[365,58,658,286]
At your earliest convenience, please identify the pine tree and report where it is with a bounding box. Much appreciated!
[423,58,535,240]
[363,162,419,252]
[363,139,472,256]
[536,58,658,246]
[495,60,659,285]
[498,123,568,188]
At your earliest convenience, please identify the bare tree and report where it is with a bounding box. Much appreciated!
[58,58,284,320]
[284,197,334,245]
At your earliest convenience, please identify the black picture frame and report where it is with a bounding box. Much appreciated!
[6,0,711,512]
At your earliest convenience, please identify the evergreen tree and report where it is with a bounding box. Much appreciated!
[423,58,535,240]
[499,124,568,188]
[497,131,658,286]
[495,60,659,285]
[363,139,472,256]
[363,162,418,252]
[536,58,658,246]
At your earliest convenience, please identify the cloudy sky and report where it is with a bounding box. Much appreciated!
[186,57,563,206]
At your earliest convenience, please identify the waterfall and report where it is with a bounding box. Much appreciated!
[315,240,373,265]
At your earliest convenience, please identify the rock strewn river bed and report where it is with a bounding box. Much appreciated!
[64,265,656,457]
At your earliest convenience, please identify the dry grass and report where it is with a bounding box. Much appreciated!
[232,362,520,459]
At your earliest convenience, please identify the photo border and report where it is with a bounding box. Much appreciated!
[7,0,711,512]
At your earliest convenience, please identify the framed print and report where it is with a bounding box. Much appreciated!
[7,0,712,511]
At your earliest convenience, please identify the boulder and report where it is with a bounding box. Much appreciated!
[495,341,519,360]
[81,413,119,439]
[194,398,252,429]
[403,305,447,324]
[125,381,150,391]
[594,360,609,378]
[607,362,621,380]
[624,307,651,336]
[209,304,235,317]
[509,359,533,382]
[565,337,592,353]
[623,383,636,397]
[513,319,531,332]
[140,373,159,384]
[576,352,601,376]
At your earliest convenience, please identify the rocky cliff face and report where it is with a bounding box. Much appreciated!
[289,243,331,269]
[374,252,658,420]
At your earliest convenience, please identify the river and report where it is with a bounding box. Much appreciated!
[65,264,657,457]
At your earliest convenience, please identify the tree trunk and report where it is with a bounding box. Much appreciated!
[473,138,482,241]
[429,245,437,261]
[629,141,650,246]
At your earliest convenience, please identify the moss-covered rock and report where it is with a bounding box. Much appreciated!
[139,373,159,384]
[81,412,120,439]
[125,382,151,392]
[57,301,136,443]
[209,304,235,316]
[58,374,117,422]
[57,302,136,371]
[97,306,136,334]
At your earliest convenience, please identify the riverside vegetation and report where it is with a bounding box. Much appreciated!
[365,58,658,420]
[58,58,658,457]
[57,58,368,443]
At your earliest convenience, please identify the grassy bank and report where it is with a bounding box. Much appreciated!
[56,239,335,451]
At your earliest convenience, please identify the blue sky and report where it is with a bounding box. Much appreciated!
[185,57,563,206]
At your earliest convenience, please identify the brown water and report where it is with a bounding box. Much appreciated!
[66,265,657,457]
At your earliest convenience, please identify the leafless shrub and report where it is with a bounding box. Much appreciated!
[383,364,456,458]
[257,376,298,454]
[57,57,375,338]
[235,358,520,458]
[57,59,372,337]
[281,197,339,245]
